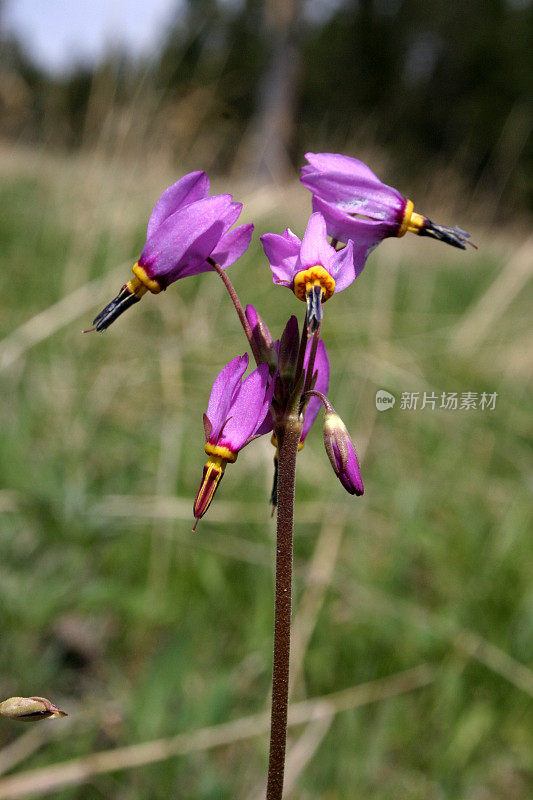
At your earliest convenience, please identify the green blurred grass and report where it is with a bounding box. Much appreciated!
[0,145,532,799]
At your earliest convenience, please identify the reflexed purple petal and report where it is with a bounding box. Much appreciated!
[303,152,473,254]
[304,152,383,186]
[260,231,301,285]
[146,172,209,240]
[301,339,329,442]
[312,195,394,242]
[281,227,302,248]
[176,218,250,280]
[302,153,406,224]
[208,223,254,269]
[308,339,330,397]
[223,201,244,231]
[178,203,243,278]
[299,212,335,271]
[252,371,276,436]
[312,196,389,276]
[307,174,404,222]
[253,409,274,438]
[140,195,237,286]
[329,239,355,291]
[206,354,249,440]
[303,168,403,219]
[218,363,272,451]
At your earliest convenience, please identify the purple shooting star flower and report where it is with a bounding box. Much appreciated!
[301,152,474,277]
[89,171,253,331]
[193,353,275,527]
[260,212,355,330]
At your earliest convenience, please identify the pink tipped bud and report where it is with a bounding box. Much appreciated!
[0,696,67,722]
[323,410,364,496]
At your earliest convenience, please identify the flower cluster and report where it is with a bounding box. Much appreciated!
[87,154,473,523]
[78,154,474,797]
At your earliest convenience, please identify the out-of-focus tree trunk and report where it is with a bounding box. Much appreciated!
[234,0,302,184]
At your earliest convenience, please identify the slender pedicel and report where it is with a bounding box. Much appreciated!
[208,258,261,365]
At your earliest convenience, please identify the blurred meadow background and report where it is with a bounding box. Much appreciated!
[0,1,532,798]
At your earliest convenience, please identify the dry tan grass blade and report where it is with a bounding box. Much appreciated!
[449,235,533,354]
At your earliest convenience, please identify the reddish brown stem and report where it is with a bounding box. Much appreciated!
[207,257,261,365]
[266,416,302,800]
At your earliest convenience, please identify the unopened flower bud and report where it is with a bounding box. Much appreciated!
[323,410,364,496]
[278,315,299,383]
[245,305,276,369]
[0,696,67,722]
